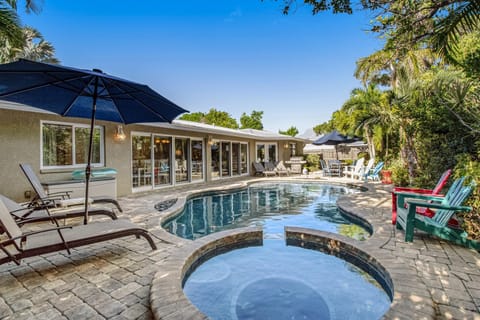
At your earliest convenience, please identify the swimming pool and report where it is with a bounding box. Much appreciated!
[163,182,370,240]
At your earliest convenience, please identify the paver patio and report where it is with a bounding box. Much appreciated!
[0,176,479,319]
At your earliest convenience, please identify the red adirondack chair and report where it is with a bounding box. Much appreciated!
[391,169,452,225]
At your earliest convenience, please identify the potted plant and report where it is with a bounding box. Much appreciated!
[380,168,392,184]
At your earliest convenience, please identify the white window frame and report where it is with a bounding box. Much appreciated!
[255,142,278,163]
[239,142,249,175]
[40,120,105,170]
[190,138,205,182]
[131,131,153,192]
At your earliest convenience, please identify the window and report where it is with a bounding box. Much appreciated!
[41,122,104,168]
[232,142,248,175]
[256,143,277,163]
[256,144,265,162]
[153,135,172,186]
[221,142,230,177]
[175,138,190,183]
[211,142,220,179]
[240,143,248,174]
[268,144,277,162]
[191,140,204,181]
[132,134,152,188]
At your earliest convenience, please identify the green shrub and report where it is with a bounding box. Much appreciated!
[453,153,480,240]
[305,154,319,172]
[389,158,409,186]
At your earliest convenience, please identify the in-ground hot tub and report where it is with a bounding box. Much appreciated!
[150,227,393,320]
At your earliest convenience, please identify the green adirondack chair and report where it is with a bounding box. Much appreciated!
[396,177,479,250]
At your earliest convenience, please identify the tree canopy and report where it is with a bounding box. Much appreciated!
[0,1,59,64]
[280,0,480,61]
[0,1,41,48]
[179,108,239,129]
[0,26,59,63]
[180,108,267,130]
[279,126,299,137]
[240,110,264,130]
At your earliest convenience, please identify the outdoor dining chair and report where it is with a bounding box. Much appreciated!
[320,159,332,177]
[343,157,365,179]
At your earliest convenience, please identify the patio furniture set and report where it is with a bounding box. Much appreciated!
[320,157,384,181]
[0,164,157,266]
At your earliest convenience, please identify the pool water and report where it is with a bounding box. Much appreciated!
[184,239,391,320]
[163,183,369,240]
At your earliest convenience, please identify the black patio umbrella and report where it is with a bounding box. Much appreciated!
[0,59,188,224]
[312,130,357,159]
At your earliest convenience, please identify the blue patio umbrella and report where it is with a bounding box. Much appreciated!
[0,59,188,224]
[312,130,358,159]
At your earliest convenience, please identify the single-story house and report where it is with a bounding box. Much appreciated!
[0,103,307,202]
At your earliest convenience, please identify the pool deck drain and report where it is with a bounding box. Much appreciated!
[0,176,479,319]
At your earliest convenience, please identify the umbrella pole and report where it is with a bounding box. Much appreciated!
[84,77,99,224]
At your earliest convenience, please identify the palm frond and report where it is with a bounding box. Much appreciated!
[431,0,480,61]
[0,6,23,49]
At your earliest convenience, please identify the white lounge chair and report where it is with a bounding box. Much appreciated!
[274,161,290,176]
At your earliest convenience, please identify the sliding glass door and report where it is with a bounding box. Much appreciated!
[191,140,204,182]
[175,138,189,183]
[132,133,204,190]
[132,134,152,189]
[153,135,171,187]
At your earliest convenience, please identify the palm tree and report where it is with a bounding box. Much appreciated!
[336,84,393,161]
[429,1,480,61]
[0,26,59,63]
[363,1,480,62]
[0,2,23,47]
[355,45,440,89]
[0,1,40,50]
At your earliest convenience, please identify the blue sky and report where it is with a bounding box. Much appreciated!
[18,0,382,134]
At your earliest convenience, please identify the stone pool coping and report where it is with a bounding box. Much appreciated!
[149,179,435,320]
[150,225,433,320]
[150,227,263,319]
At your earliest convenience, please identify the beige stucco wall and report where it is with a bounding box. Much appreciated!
[0,108,299,202]
[0,108,134,201]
